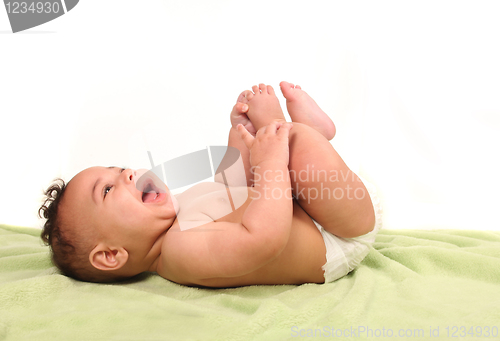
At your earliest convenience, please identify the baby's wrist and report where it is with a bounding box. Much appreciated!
[252,159,289,169]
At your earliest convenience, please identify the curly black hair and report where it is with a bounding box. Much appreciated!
[39,178,124,283]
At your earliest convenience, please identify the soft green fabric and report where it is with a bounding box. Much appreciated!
[1,224,499,341]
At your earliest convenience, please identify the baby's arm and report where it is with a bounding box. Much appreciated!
[173,122,294,280]
[236,122,293,245]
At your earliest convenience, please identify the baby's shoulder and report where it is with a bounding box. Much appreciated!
[158,218,222,284]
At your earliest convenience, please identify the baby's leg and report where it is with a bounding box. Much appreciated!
[288,123,375,238]
[245,83,375,238]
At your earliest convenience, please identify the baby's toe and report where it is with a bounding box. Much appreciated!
[244,91,254,101]
[235,102,248,113]
[280,81,293,89]
[237,90,252,104]
[279,81,295,99]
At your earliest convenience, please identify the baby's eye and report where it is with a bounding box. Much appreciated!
[104,185,113,198]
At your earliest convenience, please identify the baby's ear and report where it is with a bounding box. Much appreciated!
[89,243,128,271]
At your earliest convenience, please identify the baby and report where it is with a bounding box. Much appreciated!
[39,82,381,287]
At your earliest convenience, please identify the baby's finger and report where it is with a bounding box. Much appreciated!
[266,122,279,135]
[236,124,254,149]
[277,122,293,138]
[256,125,267,135]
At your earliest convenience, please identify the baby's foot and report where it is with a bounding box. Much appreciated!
[246,83,286,131]
[280,81,336,140]
[230,90,257,136]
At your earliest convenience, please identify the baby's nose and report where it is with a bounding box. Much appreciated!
[132,169,148,187]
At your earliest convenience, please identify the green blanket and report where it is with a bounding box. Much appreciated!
[1,224,500,341]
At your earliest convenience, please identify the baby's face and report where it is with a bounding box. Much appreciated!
[60,166,178,252]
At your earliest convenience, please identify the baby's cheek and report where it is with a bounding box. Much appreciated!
[115,202,141,223]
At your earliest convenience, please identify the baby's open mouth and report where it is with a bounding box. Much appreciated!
[139,179,166,204]
[142,182,158,203]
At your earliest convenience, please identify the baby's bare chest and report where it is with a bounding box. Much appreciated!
[176,182,253,223]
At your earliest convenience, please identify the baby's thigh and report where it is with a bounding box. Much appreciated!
[288,123,351,188]
[288,123,374,238]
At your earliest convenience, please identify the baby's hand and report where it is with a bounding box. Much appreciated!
[230,91,257,136]
[237,122,293,167]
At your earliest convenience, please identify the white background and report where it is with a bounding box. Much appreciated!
[1,0,499,231]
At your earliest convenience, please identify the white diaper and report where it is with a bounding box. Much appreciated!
[314,179,383,283]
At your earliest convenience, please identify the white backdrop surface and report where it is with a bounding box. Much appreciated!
[1,0,499,231]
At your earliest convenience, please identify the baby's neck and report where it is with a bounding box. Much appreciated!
[144,228,169,273]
